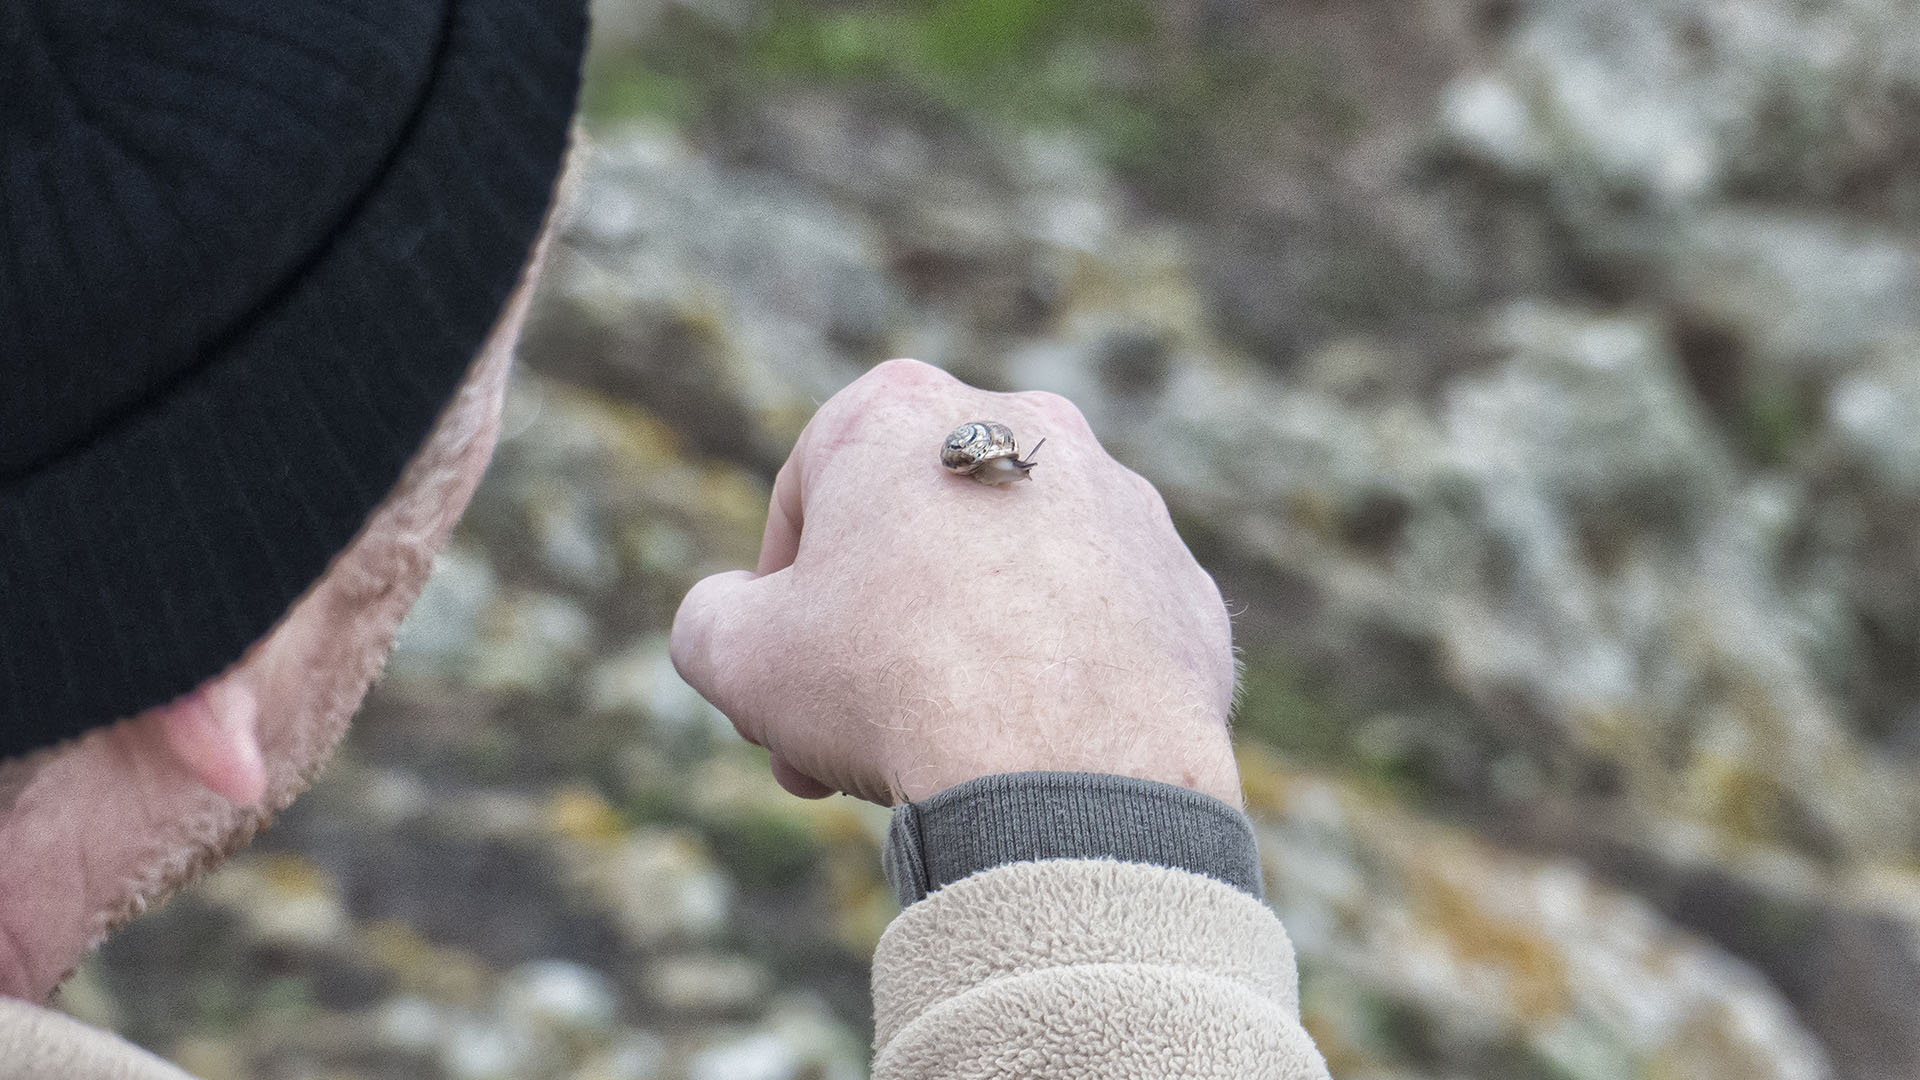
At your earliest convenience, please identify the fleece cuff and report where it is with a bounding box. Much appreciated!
[882,771,1264,906]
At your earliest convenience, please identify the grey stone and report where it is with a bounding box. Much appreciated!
[497,960,622,1037]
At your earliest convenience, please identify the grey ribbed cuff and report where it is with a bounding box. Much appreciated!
[883,772,1265,907]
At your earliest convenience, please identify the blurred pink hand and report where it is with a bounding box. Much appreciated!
[670,359,1241,806]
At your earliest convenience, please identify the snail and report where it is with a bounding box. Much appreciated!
[941,421,1045,485]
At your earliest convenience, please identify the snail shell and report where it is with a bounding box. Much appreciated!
[941,421,1045,485]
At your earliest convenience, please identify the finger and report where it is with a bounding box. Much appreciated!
[757,358,964,575]
[770,752,836,799]
[669,569,768,737]
[757,454,805,576]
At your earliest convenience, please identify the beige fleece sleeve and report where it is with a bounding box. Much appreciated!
[870,858,1332,1080]
[0,996,198,1080]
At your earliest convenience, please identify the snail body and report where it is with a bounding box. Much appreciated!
[941,421,1044,485]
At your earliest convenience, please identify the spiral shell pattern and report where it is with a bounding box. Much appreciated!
[941,420,1043,484]
[941,421,1021,473]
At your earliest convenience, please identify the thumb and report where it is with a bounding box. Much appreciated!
[673,570,841,798]
[670,569,774,739]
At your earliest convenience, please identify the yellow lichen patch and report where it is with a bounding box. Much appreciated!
[520,378,684,466]
[1643,1003,1783,1080]
[685,753,889,846]
[1570,702,1651,763]
[806,800,886,847]
[1296,984,1389,1080]
[1235,742,1302,817]
[546,784,628,846]
[1058,236,1209,340]
[1694,758,1793,847]
[197,853,350,948]
[168,1036,250,1080]
[508,374,769,569]
[826,849,897,954]
[259,853,334,897]
[1296,1010,1372,1078]
[1284,488,1343,541]
[1850,863,1920,916]
[1407,855,1571,1024]
[360,919,494,1007]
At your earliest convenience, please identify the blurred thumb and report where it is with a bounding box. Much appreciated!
[669,569,765,725]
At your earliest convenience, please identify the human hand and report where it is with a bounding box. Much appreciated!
[670,360,1241,807]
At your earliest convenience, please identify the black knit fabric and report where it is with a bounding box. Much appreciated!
[0,0,587,755]
[883,772,1267,906]
[0,1,443,471]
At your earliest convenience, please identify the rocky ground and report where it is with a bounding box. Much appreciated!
[73,2,1920,1078]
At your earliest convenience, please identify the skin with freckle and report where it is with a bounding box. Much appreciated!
[672,359,1242,807]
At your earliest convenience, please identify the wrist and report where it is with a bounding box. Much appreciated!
[892,728,1242,808]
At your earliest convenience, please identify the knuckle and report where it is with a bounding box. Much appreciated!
[1118,461,1167,506]
[823,359,959,427]
[1016,389,1089,427]
[863,357,947,394]
[667,619,710,692]
[871,356,931,378]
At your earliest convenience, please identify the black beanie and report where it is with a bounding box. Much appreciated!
[0,0,587,756]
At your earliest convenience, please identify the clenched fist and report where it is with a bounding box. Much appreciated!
[671,360,1241,807]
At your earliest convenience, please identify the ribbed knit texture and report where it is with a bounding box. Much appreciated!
[0,0,441,471]
[883,772,1266,906]
[0,0,586,754]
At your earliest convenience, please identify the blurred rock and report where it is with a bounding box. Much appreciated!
[497,961,622,1038]
[565,827,733,948]
[685,1032,799,1080]
[1249,752,1833,1080]
[1828,346,1920,498]
[475,369,768,605]
[509,101,1920,1075]
[1660,212,1920,384]
[53,963,122,1032]
[647,952,773,1014]
[167,1037,250,1080]
[1440,0,1920,208]
[587,633,734,743]
[374,994,445,1055]
[196,853,350,950]
[389,544,499,677]
[684,995,864,1080]
[390,543,597,696]
[440,1010,540,1080]
[521,124,897,472]
[574,1029,668,1080]
[1437,0,1920,398]
[1448,303,1730,524]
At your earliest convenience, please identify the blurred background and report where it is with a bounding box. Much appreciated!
[70,1,1920,1078]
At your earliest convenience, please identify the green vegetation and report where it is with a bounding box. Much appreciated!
[748,0,1155,83]
[1735,377,1815,468]
[580,63,697,125]
[1235,653,1452,800]
[1236,656,1354,764]
[741,0,1168,170]
[703,808,825,891]
[618,779,680,826]
[580,0,1358,198]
